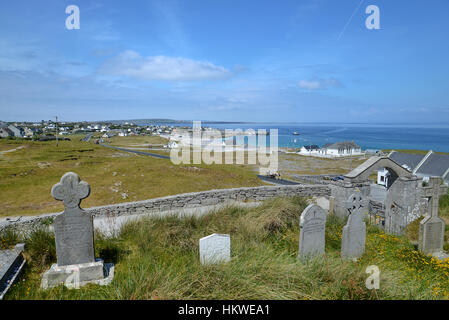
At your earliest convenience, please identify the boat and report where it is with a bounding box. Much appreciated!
[292,131,300,135]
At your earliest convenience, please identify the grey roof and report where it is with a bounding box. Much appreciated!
[323,141,360,149]
[416,153,449,177]
[303,145,320,150]
[0,128,14,136]
[389,151,425,171]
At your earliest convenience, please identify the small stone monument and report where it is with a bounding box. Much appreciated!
[328,196,335,215]
[41,172,114,289]
[199,234,230,265]
[341,191,367,260]
[298,204,326,259]
[419,177,448,259]
[0,244,26,300]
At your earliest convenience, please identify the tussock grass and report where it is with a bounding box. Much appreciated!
[3,197,449,300]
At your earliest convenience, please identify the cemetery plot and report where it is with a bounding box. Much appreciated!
[1,196,449,299]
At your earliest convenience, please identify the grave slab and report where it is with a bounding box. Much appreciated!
[0,244,26,300]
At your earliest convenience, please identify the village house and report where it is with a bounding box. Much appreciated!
[320,141,362,156]
[0,126,14,138]
[299,145,320,155]
[378,150,449,187]
[166,141,179,149]
[9,124,24,137]
[24,127,37,137]
[298,141,362,157]
[102,132,116,139]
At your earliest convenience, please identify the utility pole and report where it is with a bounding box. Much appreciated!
[55,116,58,147]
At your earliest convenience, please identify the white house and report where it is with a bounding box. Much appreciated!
[321,141,362,156]
[298,145,320,155]
[298,141,362,158]
[167,141,179,149]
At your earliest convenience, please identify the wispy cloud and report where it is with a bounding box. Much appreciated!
[98,50,232,81]
[298,78,343,90]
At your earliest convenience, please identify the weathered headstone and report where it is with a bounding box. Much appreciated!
[341,191,367,260]
[199,234,230,265]
[419,177,448,259]
[52,172,94,266]
[298,204,326,259]
[0,244,25,300]
[329,196,335,215]
[41,172,114,289]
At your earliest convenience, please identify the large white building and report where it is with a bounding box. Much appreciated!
[298,141,362,157]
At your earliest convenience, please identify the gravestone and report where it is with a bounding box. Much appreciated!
[0,244,25,300]
[419,177,448,259]
[199,234,230,265]
[328,196,335,215]
[41,172,114,289]
[298,204,326,259]
[341,191,367,260]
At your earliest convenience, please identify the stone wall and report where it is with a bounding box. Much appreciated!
[329,181,371,218]
[0,184,330,232]
[291,175,341,185]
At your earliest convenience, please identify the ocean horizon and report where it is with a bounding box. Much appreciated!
[142,122,449,153]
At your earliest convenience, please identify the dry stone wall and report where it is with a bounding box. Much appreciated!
[1,184,330,232]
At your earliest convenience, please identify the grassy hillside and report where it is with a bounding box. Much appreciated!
[2,196,449,300]
[0,136,263,217]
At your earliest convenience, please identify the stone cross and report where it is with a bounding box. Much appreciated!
[419,177,448,256]
[51,172,96,266]
[341,191,367,260]
[199,234,230,265]
[422,177,448,219]
[298,204,326,260]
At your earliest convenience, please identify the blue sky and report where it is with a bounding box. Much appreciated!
[0,0,448,123]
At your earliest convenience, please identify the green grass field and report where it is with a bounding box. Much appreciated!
[0,136,263,217]
[2,196,449,300]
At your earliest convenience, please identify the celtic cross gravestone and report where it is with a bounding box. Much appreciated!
[41,172,114,289]
[419,177,448,259]
[341,191,367,260]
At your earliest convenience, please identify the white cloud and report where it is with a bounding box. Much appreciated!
[298,78,343,90]
[99,50,232,81]
[298,80,321,90]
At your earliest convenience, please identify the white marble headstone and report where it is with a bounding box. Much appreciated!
[199,234,230,265]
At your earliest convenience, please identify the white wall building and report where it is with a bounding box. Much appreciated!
[298,141,362,158]
[321,141,362,156]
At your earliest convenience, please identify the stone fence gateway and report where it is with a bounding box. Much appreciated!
[0,184,330,233]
